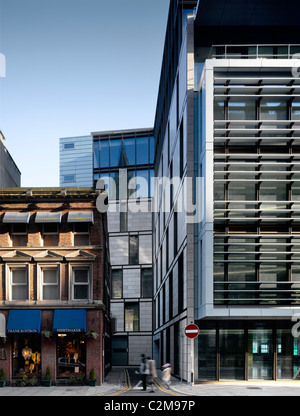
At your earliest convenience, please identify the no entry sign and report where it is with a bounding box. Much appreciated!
[184,324,199,339]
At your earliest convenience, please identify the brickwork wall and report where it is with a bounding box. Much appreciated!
[0,190,110,385]
[86,309,103,383]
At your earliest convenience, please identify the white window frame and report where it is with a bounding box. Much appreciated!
[10,224,27,247]
[69,263,92,301]
[42,223,59,247]
[72,223,90,246]
[6,263,29,301]
[37,263,60,301]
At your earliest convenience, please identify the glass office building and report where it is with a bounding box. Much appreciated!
[93,128,155,366]
[60,129,154,367]
[60,136,93,187]
[153,0,300,381]
[195,53,300,381]
[93,129,154,199]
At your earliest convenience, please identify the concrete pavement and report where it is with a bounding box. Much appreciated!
[171,379,300,396]
[0,368,300,396]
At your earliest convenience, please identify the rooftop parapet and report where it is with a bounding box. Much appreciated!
[208,44,300,60]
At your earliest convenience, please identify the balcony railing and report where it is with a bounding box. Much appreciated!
[209,44,300,60]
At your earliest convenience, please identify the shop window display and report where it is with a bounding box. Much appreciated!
[12,335,41,378]
[57,334,86,378]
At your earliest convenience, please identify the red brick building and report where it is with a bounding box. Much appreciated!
[0,187,110,385]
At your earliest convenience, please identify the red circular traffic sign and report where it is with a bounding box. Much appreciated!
[184,324,199,339]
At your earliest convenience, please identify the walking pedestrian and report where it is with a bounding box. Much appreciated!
[139,354,148,391]
[162,363,171,389]
[146,356,157,393]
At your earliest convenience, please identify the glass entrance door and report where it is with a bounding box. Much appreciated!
[196,329,216,380]
[220,328,244,380]
[277,328,300,379]
[248,327,273,379]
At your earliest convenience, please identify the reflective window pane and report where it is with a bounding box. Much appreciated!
[110,139,122,167]
[149,136,155,164]
[214,101,225,120]
[135,170,149,198]
[260,101,287,120]
[214,183,225,201]
[260,183,287,201]
[129,235,139,265]
[12,269,28,300]
[125,303,139,331]
[57,334,86,378]
[109,171,119,200]
[43,269,57,284]
[73,269,89,300]
[277,328,300,379]
[141,269,152,298]
[136,137,149,165]
[123,138,135,166]
[100,140,109,168]
[248,325,273,380]
[127,170,136,197]
[149,169,154,197]
[228,101,255,120]
[219,325,244,380]
[292,103,300,120]
[74,269,89,283]
[74,285,88,299]
[93,140,100,169]
[196,329,216,380]
[120,209,128,232]
[228,182,256,201]
[13,335,41,379]
[112,270,123,299]
[43,285,59,300]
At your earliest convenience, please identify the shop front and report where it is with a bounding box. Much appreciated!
[53,309,87,379]
[195,320,300,381]
[7,310,42,380]
[0,308,103,385]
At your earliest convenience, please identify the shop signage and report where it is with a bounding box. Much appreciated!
[7,329,39,333]
[55,328,83,333]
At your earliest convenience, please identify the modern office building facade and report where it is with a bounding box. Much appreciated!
[153,0,300,382]
[152,0,197,382]
[93,128,154,366]
[60,128,154,366]
[0,130,21,187]
[60,136,93,188]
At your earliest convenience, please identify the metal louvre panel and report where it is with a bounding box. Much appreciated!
[213,67,300,305]
[67,211,94,223]
[3,212,30,223]
[35,211,62,223]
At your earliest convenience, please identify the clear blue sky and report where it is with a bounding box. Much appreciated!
[0,0,170,186]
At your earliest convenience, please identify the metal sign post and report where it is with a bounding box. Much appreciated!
[184,323,199,386]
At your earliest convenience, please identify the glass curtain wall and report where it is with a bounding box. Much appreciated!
[196,321,300,381]
[93,133,154,199]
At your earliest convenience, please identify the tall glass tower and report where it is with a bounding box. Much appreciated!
[93,128,154,366]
